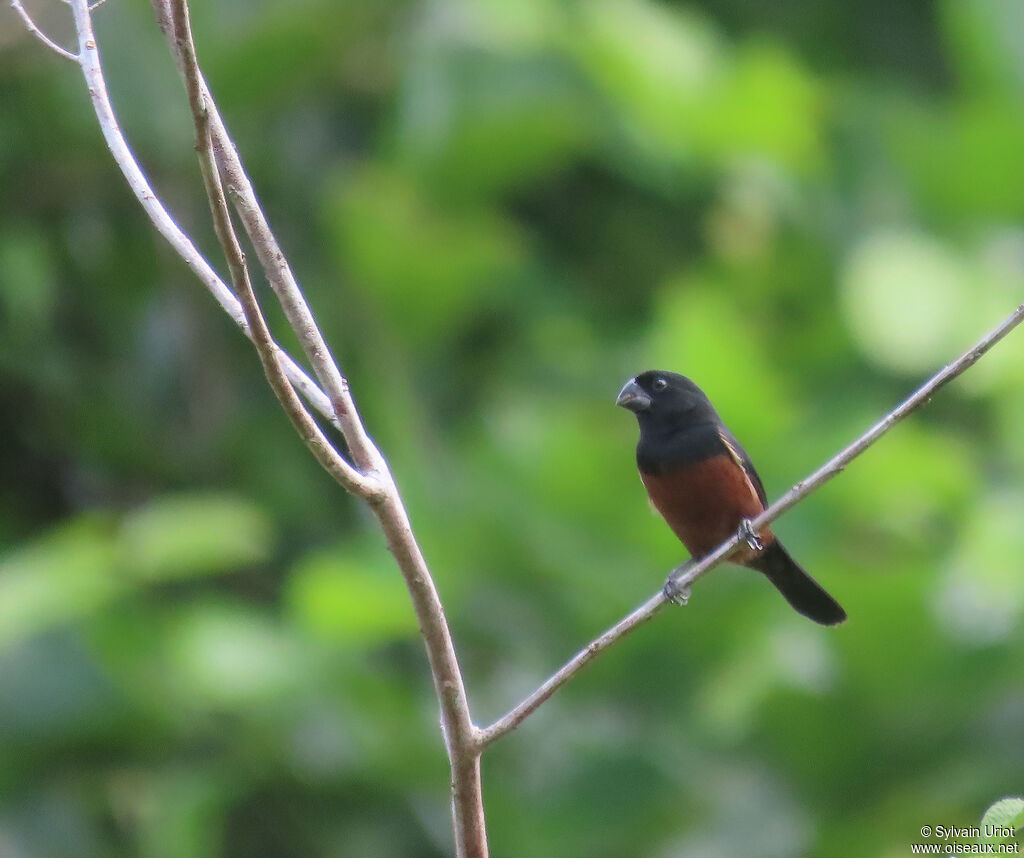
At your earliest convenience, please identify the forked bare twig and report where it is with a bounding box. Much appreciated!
[156,2,485,853]
[10,0,78,61]
[166,0,375,500]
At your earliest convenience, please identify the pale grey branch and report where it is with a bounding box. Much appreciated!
[166,0,375,500]
[60,0,364,480]
[149,2,382,479]
[150,2,485,853]
[53,4,481,848]
[11,0,78,61]
[479,301,1024,747]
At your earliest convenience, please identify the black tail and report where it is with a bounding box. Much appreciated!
[749,542,846,626]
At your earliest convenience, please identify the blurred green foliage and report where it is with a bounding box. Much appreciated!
[982,797,1024,845]
[1,0,1023,855]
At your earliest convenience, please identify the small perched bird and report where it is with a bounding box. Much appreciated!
[617,370,846,626]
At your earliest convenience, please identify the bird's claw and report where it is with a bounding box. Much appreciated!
[663,574,691,606]
[738,518,763,552]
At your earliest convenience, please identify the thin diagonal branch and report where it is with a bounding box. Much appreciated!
[60,0,361,463]
[479,301,1024,747]
[210,115,381,472]
[11,0,79,61]
[150,3,485,853]
[149,0,382,478]
[167,0,376,500]
[54,2,483,852]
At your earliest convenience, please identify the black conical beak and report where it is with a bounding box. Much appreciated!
[616,378,652,412]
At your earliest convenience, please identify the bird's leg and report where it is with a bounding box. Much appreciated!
[738,518,763,552]
[663,563,693,606]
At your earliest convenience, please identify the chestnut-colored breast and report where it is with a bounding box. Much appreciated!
[640,453,773,563]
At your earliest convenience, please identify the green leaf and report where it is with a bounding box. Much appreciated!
[0,517,121,650]
[119,493,273,582]
[938,490,1024,644]
[0,228,56,333]
[134,767,227,858]
[701,41,823,172]
[167,603,312,707]
[325,165,525,344]
[286,544,416,646]
[647,281,794,443]
[981,797,1024,841]
[569,0,720,155]
[840,231,969,374]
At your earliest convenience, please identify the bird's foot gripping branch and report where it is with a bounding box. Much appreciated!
[663,565,693,606]
[738,517,764,552]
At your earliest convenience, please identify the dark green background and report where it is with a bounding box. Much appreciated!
[2,0,1023,855]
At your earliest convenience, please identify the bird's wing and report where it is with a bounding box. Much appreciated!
[717,426,768,507]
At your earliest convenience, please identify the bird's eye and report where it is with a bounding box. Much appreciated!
[652,377,668,392]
